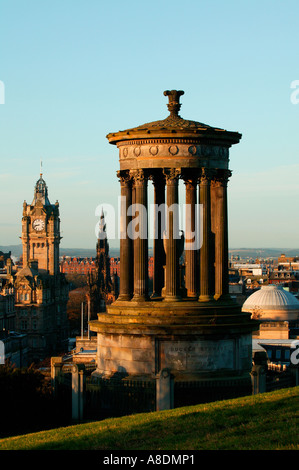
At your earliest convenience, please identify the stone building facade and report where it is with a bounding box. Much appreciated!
[0,281,15,334]
[7,173,69,362]
[60,257,96,275]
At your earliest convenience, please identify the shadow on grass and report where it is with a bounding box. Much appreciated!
[0,387,298,451]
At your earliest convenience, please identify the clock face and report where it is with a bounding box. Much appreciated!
[32,218,45,231]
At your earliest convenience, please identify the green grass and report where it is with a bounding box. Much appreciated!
[0,387,298,450]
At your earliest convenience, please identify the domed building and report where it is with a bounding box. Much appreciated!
[242,285,299,339]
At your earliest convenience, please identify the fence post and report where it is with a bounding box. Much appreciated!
[79,369,85,419]
[251,364,266,394]
[51,357,63,398]
[156,368,174,411]
[290,366,299,386]
[71,364,86,421]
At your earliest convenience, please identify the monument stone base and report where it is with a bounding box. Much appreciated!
[89,298,258,412]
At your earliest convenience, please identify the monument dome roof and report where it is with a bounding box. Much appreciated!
[242,285,299,312]
[107,90,241,146]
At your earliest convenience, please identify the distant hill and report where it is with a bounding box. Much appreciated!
[0,245,120,259]
[1,245,299,261]
[229,248,299,259]
[0,245,23,257]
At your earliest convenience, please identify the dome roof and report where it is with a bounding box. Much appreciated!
[242,285,299,312]
[107,90,241,146]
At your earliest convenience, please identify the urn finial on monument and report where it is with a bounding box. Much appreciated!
[164,89,184,116]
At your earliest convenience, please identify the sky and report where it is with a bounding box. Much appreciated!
[0,0,299,250]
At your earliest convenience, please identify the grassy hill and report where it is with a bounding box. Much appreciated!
[0,387,298,451]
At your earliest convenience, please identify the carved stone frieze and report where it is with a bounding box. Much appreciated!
[168,145,179,155]
[149,145,159,156]
[118,142,229,163]
[134,146,141,157]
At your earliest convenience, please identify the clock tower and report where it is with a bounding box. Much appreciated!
[21,173,60,275]
[9,172,69,362]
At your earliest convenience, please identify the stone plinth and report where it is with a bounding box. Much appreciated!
[90,298,257,406]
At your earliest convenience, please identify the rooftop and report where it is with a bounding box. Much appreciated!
[242,285,299,311]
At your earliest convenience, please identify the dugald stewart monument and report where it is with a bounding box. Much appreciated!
[90,90,259,410]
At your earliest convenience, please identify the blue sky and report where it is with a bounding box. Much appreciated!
[0,0,298,249]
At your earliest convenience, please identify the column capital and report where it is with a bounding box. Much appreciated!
[117,170,132,185]
[211,169,232,187]
[163,168,181,183]
[199,167,214,184]
[129,169,148,185]
[182,175,198,189]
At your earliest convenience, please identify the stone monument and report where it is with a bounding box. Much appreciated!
[90,90,258,410]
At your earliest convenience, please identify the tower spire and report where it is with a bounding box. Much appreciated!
[98,208,107,238]
[32,166,51,206]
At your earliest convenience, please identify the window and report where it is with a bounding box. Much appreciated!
[276,349,281,359]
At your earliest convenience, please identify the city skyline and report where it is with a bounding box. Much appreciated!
[1,0,299,249]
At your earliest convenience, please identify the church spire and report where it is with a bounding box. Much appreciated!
[98,208,107,238]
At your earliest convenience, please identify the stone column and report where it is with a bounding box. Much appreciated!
[214,170,231,300]
[130,169,149,301]
[151,171,165,298]
[198,168,213,302]
[164,168,181,301]
[117,171,133,300]
[184,176,198,298]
